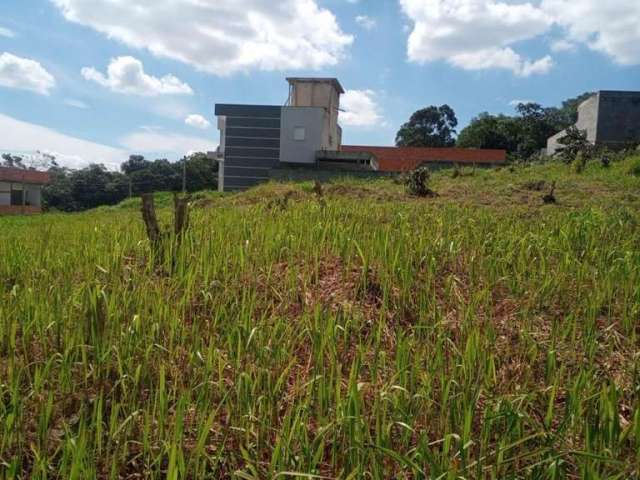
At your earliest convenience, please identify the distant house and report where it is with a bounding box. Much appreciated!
[0,167,50,214]
[215,77,507,191]
[547,91,640,155]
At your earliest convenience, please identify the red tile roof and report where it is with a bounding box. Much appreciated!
[0,167,50,184]
[341,145,507,172]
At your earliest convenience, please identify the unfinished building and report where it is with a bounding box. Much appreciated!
[547,91,640,155]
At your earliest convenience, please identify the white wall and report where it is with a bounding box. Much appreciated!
[280,107,324,164]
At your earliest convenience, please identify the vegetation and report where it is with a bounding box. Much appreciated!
[396,105,458,148]
[1,154,639,478]
[456,92,594,158]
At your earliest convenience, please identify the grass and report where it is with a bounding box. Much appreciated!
[1,156,639,479]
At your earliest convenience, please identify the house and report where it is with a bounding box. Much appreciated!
[0,167,50,214]
[215,77,507,191]
[547,91,640,155]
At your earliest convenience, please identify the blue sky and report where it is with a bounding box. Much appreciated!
[1,0,639,169]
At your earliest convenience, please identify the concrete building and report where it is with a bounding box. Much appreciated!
[0,167,49,214]
[215,77,507,192]
[547,91,640,155]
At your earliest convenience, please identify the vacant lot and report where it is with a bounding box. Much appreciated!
[1,157,639,479]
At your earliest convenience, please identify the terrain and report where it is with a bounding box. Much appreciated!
[1,156,639,479]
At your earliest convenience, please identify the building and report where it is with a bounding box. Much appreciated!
[547,91,640,155]
[215,77,507,192]
[341,145,506,172]
[0,167,50,214]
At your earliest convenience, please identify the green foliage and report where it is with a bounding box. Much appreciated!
[571,152,587,173]
[404,166,434,196]
[42,153,218,211]
[1,158,639,478]
[396,105,458,147]
[627,156,640,176]
[456,93,595,160]
[556,126,594,163]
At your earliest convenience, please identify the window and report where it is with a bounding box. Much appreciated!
[293,126,306,141]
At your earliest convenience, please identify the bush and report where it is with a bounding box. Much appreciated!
[628,157,640,177]
[405,166,435,196]
[571,152,587,174]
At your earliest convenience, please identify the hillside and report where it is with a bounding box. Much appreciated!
[1,156,639,478]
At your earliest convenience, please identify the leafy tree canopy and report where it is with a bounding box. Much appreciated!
[396,105,458,148]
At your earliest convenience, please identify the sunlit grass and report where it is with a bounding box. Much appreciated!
[1,157,639,478]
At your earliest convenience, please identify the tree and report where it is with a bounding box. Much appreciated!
[456,113,519,152]
[396,105,458,147]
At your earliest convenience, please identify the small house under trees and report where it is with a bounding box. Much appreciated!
[0,167,50,215]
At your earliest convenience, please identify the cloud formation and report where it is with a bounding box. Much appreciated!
[81,56,193,96]
[52,0,353,74]
[355,15,377,30]
[120,128,218,157]
[0,113,125,169]
[0,52,56,95]
[340,89,384,128]
[400,0,640,76]
[185,114,211,130]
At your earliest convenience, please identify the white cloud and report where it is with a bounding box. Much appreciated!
[185,114,211,130]
[0,52,56,95]
[340,89,385,128]
[355,15,377,30]
[0,113,125,169]
[509,98,534,107]
[64,98,89,109]
[400,0,554,77]
[399,0,640,76]
[0,27,15,38]
[550,38,576,53]
[542,0,640,65]
[52,0,353,75]
[81,56,193,96]
[120,129,217,157]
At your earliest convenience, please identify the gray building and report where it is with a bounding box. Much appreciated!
[215,77,371,192]
[547,90,640,155]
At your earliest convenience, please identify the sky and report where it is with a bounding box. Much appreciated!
[1,0,639,169]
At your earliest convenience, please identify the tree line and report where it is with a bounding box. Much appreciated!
[1,152,217,212]
[396,92,593,159]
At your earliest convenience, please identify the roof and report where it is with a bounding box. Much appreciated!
[286,77,345,94]
[0,167,50,184]
[341,146,507,172]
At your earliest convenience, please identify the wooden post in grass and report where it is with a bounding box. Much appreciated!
[141,192,191,267]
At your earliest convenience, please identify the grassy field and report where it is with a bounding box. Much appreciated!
[1,156,639,479]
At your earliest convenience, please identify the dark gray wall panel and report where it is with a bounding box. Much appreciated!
[226,117,281,129]
[223,177,270,188]
[224,166,271,178]
[215,104,281,118]
[225,147,279,159]
[225,157,279,168]
[226,127,281,139]
[225,137,281,148]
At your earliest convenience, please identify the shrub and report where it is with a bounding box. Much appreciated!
[571,152,587,174]
[405,166,435,196]
[628,156,640,177]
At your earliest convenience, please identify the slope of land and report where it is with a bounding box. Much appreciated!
[1,156,639,478]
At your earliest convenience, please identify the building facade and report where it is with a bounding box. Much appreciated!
[547,91,640,155]
[0,167,49,214]
[215,77,507,192]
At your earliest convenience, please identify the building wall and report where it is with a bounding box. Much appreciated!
[0,181,10,206]
[280,107,325,164]
[576,94,600,142]
[596,91,640,147]
[0,181,43,207]
[215,104,282,192]
[341,146,507,172]
[288,82,340,150]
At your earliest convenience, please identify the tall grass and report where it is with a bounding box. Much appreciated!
[1,158,639,478]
